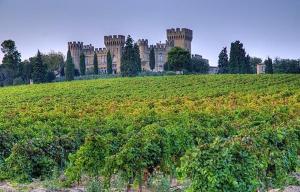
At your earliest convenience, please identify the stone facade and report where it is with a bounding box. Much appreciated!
[68,28,193,74]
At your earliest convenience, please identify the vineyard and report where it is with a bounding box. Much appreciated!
[0,74,299,191]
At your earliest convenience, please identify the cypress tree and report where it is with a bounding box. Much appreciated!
[93,52,98,75]
[32,50,47,83]
[65,49,74,81]
[134,43,142,73]
[229,41,247,74]
[264,57,273,74]
[107,50,113,74]
[121,35,137,76]
[244,54,252,74]
[218,47,229,74]
[79,53,86,75]
[149,47,155,71]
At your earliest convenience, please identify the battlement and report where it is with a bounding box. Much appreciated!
[137,39,149,46]
[68,41,83,49]
[150,42,168,51]
[95,48,107,54]
[166,28,193,41]
[104,35,125,46]
[83,44,94,51]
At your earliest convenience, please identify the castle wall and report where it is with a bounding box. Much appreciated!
[68,28,193,74]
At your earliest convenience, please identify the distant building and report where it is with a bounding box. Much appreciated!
[68,28,193,74]
[257,63,266,74]
[209,66,219,74]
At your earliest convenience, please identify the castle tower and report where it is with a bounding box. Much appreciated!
[104,35,125,73]
[167,28,193,53]
[68,41,83,71]
[137,39,150,71]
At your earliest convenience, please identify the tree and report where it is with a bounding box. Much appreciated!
[93,52,98,75]
[149,48,155,71]
[31,50,47,83]
[79,53,86,75]
[65,49,74,81]
[191,55,209,74]
[166,47,191,72]
[273,58,300,74]
[229,41,246,74]
[121,35,138,77]
[134,43,142,73]
[107,50,113,74]
[264,57,273,74]
[218,47,229,74]
[43,51,64,72]
[250,57,262,74]
[1,40,21,78]
[244,54,252,74]
[21,60,32,83]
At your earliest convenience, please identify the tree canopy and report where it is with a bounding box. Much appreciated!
[166,47,191,72]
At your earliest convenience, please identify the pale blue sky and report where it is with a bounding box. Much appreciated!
[0,0,299,65]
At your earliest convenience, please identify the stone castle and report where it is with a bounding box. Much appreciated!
[68,28,193,74]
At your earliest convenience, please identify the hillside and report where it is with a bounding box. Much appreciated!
[0,74,299,191]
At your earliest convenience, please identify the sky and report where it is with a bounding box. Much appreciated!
[0,0,299,66]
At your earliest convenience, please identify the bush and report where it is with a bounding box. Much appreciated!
[13,77,25,85]
[86,178,103,192]
[46,71,56,82]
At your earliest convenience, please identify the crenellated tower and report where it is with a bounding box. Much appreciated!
[68,41,83,71]
[137,39,150,71]
[104,35,125,73]
[167,28,193,53]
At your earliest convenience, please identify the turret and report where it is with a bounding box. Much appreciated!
[166,28,193,53]
[67,41,83,71]
[104,35,126,73]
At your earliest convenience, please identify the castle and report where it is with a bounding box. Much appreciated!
[68,28,193,74]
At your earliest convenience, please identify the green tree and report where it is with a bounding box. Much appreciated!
[244,54,252,74]
[250,57,262,74]
[218,47,229,74]
[107,50,113,74]
[1,40,21,78]
[264,57,273,74]
[65,49,74,81]
[166,47,191,72]
[121,35,138,77]
[21,60,32,83]
[31,50,47,83]
[273,58,299,74]
[149,48,155,71]
[229,41,246,74]
[43,51,64,72]
[134,43,142,73]
[191,55,209,74]
[93,52,98,75]
[79,53,86,75]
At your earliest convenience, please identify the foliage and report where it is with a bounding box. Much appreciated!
[107,50,113,74]
[149,47,155,71]
[32,50,47,83]
[191,55,209,74]
[43,51,64,72]
[79,53,86,75]
[250,57,262,74]
[0,74,299,191]
[166,47,191,71]
[93,52,98,75]
[229,41,251,74]
[273,58,300,74]
[65,49,74,81]
[86,178,103,192]
[1,40,22,78]
[218,47,229,74]
[121,36,140,77]
[265,57,273,74]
